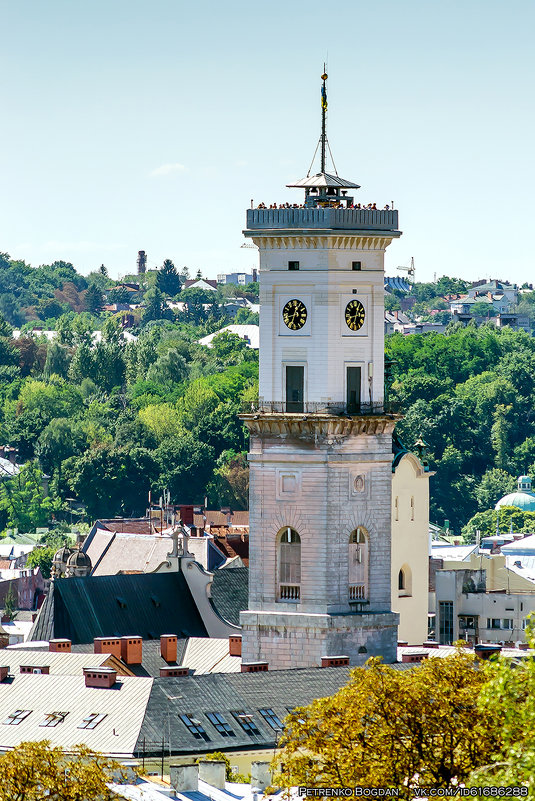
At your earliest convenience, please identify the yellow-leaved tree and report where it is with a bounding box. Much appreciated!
[0,740,126,801]
[274,651,501,796]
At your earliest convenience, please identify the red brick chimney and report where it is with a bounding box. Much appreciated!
[160,666,189,677]
[83,667,117,688]
[120,636,142,665]
[241,661,268,673]
[94,637,122,659]
[20,665,50,674]
[229,635,242,657]
[0,666,9,682]
[321,655,350,668]
[49,639,71,653]
[160,635,177,663]
[401,651,428,664]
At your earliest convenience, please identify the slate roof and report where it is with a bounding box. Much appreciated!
[29,573,208,644]
[210,567,248,626]
[137,666,353,756]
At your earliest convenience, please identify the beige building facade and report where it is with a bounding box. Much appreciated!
[391,451,431,645]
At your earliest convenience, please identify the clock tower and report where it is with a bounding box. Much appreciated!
[240,72,401,668]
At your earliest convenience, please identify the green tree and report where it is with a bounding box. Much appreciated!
[156,435,215,502]
[146,348,187,385]
[26,545,57,579]
[43,342,70,379]
[37,418,86,475]
[156,259,181,296]
[476,469,516,512]
[141,287,174,325]
[84,284,104,314]
[0,461,63,532]
[208,450,249,509]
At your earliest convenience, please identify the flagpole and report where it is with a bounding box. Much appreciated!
[321,66,328,173]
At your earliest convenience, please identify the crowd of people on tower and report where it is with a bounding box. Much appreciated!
[256,201,391,211]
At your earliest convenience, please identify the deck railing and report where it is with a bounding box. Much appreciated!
[246,207,399,232]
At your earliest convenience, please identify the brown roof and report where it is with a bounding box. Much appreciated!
[213,533,249,567]
[96,518,161,535]
[193,510,249,528]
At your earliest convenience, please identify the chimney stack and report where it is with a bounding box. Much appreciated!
[229,635,242,657]
[198,760,226,790]
[160,667,189,677]
[320,655,350,668]
[83,667,117,688]
[170,764,199,792]
[160,634,177,663]
[251,762,271,791]
[49,639,71,653]
[120,636,143,665]
[241,661,268,673]
[94,637,122,659]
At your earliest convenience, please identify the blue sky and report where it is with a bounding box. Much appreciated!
[1,0,534,283]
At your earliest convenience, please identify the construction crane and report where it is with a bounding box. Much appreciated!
[396,256,415,283]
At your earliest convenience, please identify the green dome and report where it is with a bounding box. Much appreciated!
[495,492,535,512]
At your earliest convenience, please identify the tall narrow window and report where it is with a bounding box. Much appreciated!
[398,564,412,597]
[346,367,361,414]
[410,496,415,521]
[286,366,304,413]
[348,527,369,602]
[278,527,301,601]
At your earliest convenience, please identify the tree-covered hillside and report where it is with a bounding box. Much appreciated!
[388,324,535,531]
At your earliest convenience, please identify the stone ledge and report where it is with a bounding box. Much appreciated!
[240,610,399,630]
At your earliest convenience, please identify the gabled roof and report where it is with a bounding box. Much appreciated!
[29,573,209,644]
[210,567,248,627]
[286,172,360,189]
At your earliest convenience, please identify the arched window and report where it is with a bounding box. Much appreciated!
[398,564,412,597]
[349,527,369,602]
[278,527,301,601]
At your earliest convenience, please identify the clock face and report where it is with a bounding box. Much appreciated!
[283,299,308,330]
[345,299,366,331]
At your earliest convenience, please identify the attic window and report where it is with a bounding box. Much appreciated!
[232,710,260,736]
[78,713,107,730]
[40,712,68,728]
[179,714,210,741]
[150,595,161,608]
[116,597,127,609]
[206,712,235,737]
[3,709,31,725]
[259,708,283,730]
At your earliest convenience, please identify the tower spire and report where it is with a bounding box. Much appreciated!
[321,66,328,174]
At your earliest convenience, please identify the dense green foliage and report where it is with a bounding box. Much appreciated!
[388,324,535,533]
[0,253,258,532]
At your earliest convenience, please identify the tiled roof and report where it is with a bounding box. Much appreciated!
[194,511,250,528]
[137,666,353,755]
[213,535,249,566]
[0,673,152,757]
[29,573,208,644]
[210,567,248,626]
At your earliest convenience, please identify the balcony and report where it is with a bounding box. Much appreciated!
[246,207,400,233]
[242,401,390,416]
[349,584,367,602]
[279,584,300,602]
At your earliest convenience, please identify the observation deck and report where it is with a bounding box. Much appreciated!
[245,206,401,236]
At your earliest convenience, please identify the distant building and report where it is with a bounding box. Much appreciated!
[183,279,218,291]
[197,324,259,349]
[495,475,535,511]
[217,270,257,285]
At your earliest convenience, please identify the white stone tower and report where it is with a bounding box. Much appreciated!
[240,72,401,668]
